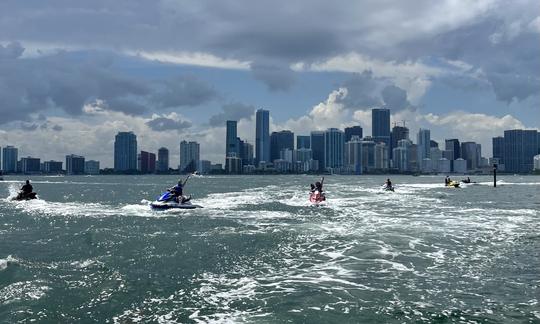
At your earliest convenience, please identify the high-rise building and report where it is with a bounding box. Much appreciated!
[360,139,376,173]
[391,125,409,159]
[492,137,504,163]
[372,108,391,147]
[157,147,169,172]
[344,126,363,143]
[417,128,431,161]
[43,161,63,173]
[310,131,325,171]
[430,140,439,148]
[296,135,311,149]
[503,129,538,173]
[226,120,238,158]
[445,139,460,160]
[344,136,363,174]
[239,142,254,166]
[180,141,200,173]
[270,130,294,162]
[324,128,344,171]
[461,142,479,170]
[20,157,41,174]
[374,142,389,170]
[139,151,156,173]
[200,160,212,174]
[85,160,100,175]
[393,139,412,172]
[225,155,242,174]
[66,154,85,175]
[255,109,270,165]
[2,146,18,173]
[114,132,137,172]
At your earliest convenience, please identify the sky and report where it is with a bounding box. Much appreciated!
[0,0,538,167]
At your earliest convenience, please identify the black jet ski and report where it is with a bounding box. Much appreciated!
[12,192,37,201]
[382,185,395,192]
[150,191,202,210]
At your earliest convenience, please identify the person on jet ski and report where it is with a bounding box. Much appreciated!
[315,180,324,193]
[21,180,33,195]
[310,183,316,193]
[168,178,191,203]
[385,178,392,188]
[445,176,450,186]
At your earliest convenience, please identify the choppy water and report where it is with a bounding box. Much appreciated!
[0,175,539,323]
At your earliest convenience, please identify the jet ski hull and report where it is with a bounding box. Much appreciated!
[12,192,37,201]
[150,201,202,210]
[382,186,394,192]
[446,181,460,188]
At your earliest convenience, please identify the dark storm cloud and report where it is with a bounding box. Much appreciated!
[0,43,219,124]
[0,1,538,101]
[152,76,218,108]
[208,103,255,126]
[145,116,192,132]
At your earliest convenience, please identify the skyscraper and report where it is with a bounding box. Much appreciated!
[2,146,18,173]
[226,120,238,158]
[324,128,344,171]
[461,142,479,170]
[492,137,504,163]
[239,142,254,166]
[255,109,270,165]
[296,135,311,149]
[66,154,85,175]
[139,151,156,173]
[372,108,390,147]
[180,140,200,173]
[503,129,538,173]
[270,130,294,162]
[344,126,363,143]
[445,139,460,160]
[310,131,325,172]
[417,128,431,161]
[344,136,363,174]
[157,147,169,172]
[114,132,137,172]
[391,126,409,152]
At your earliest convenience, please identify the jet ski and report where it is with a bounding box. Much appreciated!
[446,181,460,188]
[12,192,38,201]
[309,191,326,204]
[382,185,395,192]
[150,191,202,210]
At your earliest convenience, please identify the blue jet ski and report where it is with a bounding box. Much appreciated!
[150,191,202,210]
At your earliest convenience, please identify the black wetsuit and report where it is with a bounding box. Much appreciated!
[21,184,33,194]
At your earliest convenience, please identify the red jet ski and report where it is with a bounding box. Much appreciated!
[309,191,326,204]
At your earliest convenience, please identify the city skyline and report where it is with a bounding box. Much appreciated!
[0,2,538,167]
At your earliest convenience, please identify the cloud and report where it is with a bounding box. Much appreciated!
[381,85,414,111]
[250,62,296,91]
[0,41,24,59]
[208,102,255,126]
[145,113,192,132]
[152,75,218,108]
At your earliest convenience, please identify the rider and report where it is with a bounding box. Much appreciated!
[21,180,33,195]
[315,180,323,193]
[169,178,191,203]
[385,178,392,188]
[445,176,450,186]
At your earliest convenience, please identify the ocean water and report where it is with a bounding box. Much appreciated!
[0,174,539,323]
